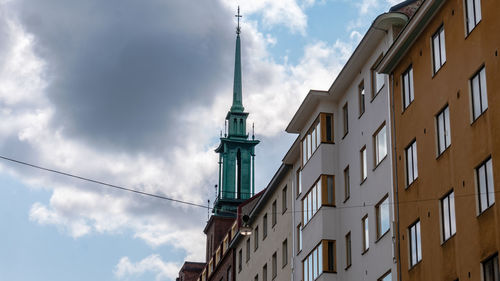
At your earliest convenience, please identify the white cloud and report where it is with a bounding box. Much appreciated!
[220,0,309,34]
[114,254,180,281]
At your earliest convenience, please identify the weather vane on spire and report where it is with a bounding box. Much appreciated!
[235,6,242,34]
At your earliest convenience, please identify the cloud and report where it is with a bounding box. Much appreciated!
[0,0,359,278]
[220,0,309,34]
[114,254,180,281]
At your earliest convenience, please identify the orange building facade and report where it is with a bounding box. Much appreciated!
[378,0,500,280]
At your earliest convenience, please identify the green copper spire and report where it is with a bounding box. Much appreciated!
[213,7,259,217]
[230,7,244,112]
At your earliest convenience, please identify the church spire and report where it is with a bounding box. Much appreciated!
[230,6,244,112]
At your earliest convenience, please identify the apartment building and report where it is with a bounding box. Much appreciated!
[232,164,294,281]
[285,2,422,281]
[378,0,500,280]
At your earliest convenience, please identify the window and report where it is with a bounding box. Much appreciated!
[432,25,446,74]
[263,214,268,239]
[483,253,499,281]
[302,175,334,225]
[471,66,488,120]
[362,215,369,252]
[238,249,242,272]
[376,195,390,239]
[359,81,365,116]
[301,113,334,166]
[436,105,451,155]
[282,186,287,213]
[246,238,251,262]
[272,252,277,279]
[297,224,302,253]
[296,169,302,196]
[345,232,352,268]
[402,65,414,109]
[254,275,258,281]
[465,0,482,34]
[441,190,456,241]
[326,241,336,272]
[344,166,350,201]
[477,157,495,213]
[409,220,422,267]
[374,123,387,165]
[227,266,232,281]
[272,201,277,226]
[360,146,367,182]
[372,55,385,96]
[262,264,267,281]
[282,239,288,267]
[378,271,392,281]
[303,243,322,281]
[406,140,418,186]
[254,226,259,251]
[343,103,348,137]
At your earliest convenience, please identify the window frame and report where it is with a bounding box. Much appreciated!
[402,64,414,110]
[282,239,288,268]
[408,220,422,268]
[374,122,387,167]
[378,270,392,281]
[371,54,385,98]
[246,238,251,262]
[405,140,418,187]
[470,66,488,121]
[359,80,365,117]
[262,264,267,281]
[272,200,277,227]
[476,156,495,214]
[254,226,259,251]
[297,223,302,254]
[344,166,350,202]
[282,186,287,214]
[343,103,349,137]
[263,213,268,239]
[440,190,456,242]
[464,0,482,35]
[362,214,369,253]
[376,194,390,239]
[301,113,334,167]
[431,25,446,75]
[360,146,367,183]
[272,252,277,279]
[296,169,302,198]
[345,232,352,269]
[482,253,499,281]
[436,105,451,156]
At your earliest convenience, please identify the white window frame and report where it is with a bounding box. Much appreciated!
[477,157,495,213]
[441,190,456,242]
[361,146,367,182]
[362,215,369,252]
[465,0,482,34]
[432,25,446,74]
[374,123,387,166]
[408,220,422,267]
[376,195,390,239]
[402,65,414,109]
[471,66,488,121]
[436,105,451,155]
[405,140,418,186]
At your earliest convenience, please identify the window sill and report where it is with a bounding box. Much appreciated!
[360,178,367,186]
[402,101,413,115]
[361,248,369,255]
[405,177,419,190]
[375,229,390,243]
[343,196,350,204]
[296,249,302,256]
[465,20,481,39]
[409,260,422,271]
[440,233,456,246]
[358,111,365,119]
[282,208,287,215]
[432,61,446,78]
[373,155,387,171]
[471,108,488,125]
[477,202,495,217]
[345,264,352,271]
[342,132,349,140]
[436,145,451,160]
[371,85,384,102]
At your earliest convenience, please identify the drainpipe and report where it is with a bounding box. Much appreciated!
[389,73,402,281]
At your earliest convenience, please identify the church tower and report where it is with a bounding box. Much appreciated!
[213,7,259,216]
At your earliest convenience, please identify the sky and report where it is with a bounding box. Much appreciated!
[0,0,400,280]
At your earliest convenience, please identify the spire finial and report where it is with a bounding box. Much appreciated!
[235,6,242,35]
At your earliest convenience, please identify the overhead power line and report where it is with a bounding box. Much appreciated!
[0,155,210,210]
